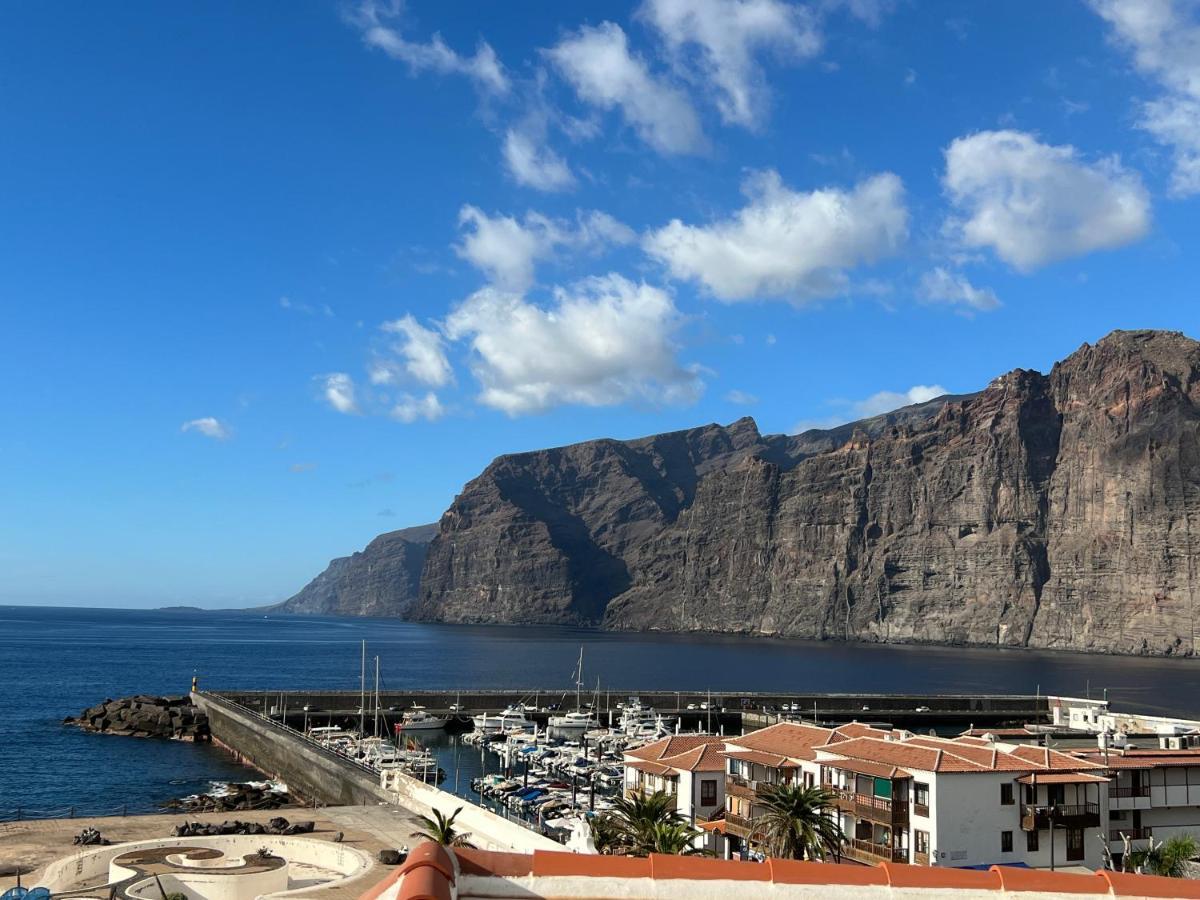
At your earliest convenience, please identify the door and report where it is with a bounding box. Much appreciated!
[1066,828,1084,862]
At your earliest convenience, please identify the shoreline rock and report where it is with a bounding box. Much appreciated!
[64,695,211,742]
[161,782,291,814]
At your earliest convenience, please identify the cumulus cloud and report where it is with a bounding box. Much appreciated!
[351,0,509,94]
[639,0,821,128]
[320,373,359,414]
[502,129,576,192]
[390,392,445,423]
[455,205,635,291]
[643,169,908,302]
[547,22,704,154]
[377,315,453,387]
[793,383,947,432]
[180,417,231,440]
[918,267,1001,313]
[942,130,1151,271]
[444,274,702,415]
[1088,0,1200,195]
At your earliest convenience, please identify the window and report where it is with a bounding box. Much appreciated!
[1000,783,1014,805]
[1001,831,1013,853]
[915,830,929,854]
[1024,784,1036,805]
[700,779,717,806]
[1048,784,1066,805]
[914,782,929,807]
[1027,829,1039,852]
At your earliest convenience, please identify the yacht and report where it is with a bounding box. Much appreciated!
[473,704,534,734]
[548,647,601,733]
[398,707,448,731]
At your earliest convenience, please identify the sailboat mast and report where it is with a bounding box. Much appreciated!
[359,639,366,737]
[374,656,381,738]
[575,647,584,711]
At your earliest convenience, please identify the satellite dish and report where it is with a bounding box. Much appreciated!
[24,888,50,900]
[1,887,29,900]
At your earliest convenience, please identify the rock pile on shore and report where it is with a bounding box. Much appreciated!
[172,818,315,837]
[162,782,291,813]
[64,695,210,741]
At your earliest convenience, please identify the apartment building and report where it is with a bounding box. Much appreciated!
[719,722,1110,870]
[623,734,727,849]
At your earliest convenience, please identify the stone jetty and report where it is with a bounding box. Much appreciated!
[64,695,210,741]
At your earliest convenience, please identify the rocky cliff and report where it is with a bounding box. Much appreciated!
[287,330,1200,656]
[274,524,436,616]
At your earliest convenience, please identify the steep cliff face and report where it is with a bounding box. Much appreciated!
[413,330,1200,655]
[275,524,436,616]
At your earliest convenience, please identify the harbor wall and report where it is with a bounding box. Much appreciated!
[192,692,560,853]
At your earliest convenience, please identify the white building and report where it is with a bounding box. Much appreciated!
[720,722,1111,870]
[622,734,727,850]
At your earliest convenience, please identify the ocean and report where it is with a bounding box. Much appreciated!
[2,605,1199,819]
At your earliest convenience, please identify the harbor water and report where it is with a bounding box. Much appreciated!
[3,604,1199,819]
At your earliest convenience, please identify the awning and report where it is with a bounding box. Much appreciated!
[698,819,727,833]
[1016,772,1110,784]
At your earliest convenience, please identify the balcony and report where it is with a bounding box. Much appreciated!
[1020,803,1100,831]
[828,787,909,825]
[913,802,930,818]
[724,811,763,840]
[1109,785,1150,799]
[914,850,930,866]
[844,838,908,865]
[1110,827,1153,842]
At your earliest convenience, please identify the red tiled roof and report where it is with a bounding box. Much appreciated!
[626,759,676,777]
[1075,752,1200,769]
[1009,743,1106,771]
[625,734,723,762]
[825,757,911,779]
[725,722,835,761]
[1016,772,1111,784]
[663,742,727,772]
[722,748,801,768]
[369,843,1200,898]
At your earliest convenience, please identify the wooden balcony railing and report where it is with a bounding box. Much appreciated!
[913,850,930,866]
[913,802,930,818]
[724,812,763,839]
[1020,803,1100,831]
[828,787,909,824]
[1110,827,1153,842]
[1109,785,1150,799]
[844,838,908,865]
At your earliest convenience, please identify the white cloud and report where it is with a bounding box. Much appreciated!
[378,315,453,387]
[918,267,1001,313]
[942,130,1151,271]
[390,392,445,423]
[1088,0,1200,195]
[180,417,231,440]
[643,169,908,302]
[725,389,759,405]
[320,373,359,415]
[547,22,704,154]
[444,274,702,415]
[502,129,576,192]
[639,0,820,128]
[352,0,509,94]
[455,205,635,291]
[793,383,947,432]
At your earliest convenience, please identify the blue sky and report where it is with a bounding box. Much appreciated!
[3,0,1199,608]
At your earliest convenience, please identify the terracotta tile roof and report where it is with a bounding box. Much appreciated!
[1075,752,1200,769]
[661,742,727,772]
[725,721,835,761]
[722,748,800,768]
[824,757,910,779]
[1009,743,1107,770]
[1016,772,1111,784]
[624,734,722,762]
[827,722,896,742]
[625,759,676,776]
[368,842,1200,898]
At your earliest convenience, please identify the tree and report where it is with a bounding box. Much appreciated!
[1129,833,1198,878]
[601,790,707,856]
[410,806,475,848]
[752,783,844,861]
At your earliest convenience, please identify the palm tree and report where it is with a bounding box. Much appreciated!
[605,790,696,856]
[645,821,710,856]
[1130,834,1198,878]
[589,812,624,855]
[752,783,844,861]
[410,806,475,848]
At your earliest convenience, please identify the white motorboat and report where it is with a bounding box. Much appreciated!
[548,709,600,732]
[398,707,449,731]
[473,704,534,734]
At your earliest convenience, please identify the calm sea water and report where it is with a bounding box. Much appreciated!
[3,605,1199,818]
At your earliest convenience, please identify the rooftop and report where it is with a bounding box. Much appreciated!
[369,842,1200,899]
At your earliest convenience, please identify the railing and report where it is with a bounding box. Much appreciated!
[845,838,908,864]
[914,850,930,866]
[1110,827,1153,841]
[724,812,762,838]
[914,802,930,818]
[829,788,908,823]
[0,804,131,822]
[1020,803,1100,831]
[1109,785,1150,799]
